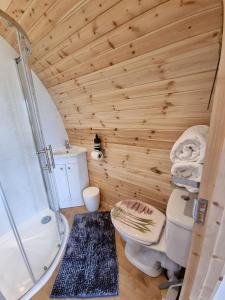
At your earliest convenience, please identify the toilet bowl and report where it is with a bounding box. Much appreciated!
[111,188,194,279]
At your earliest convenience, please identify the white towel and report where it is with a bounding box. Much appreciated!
[171,162,203,193]
[170,125,209,164]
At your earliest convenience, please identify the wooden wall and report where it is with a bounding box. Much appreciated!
[0,0,223,211]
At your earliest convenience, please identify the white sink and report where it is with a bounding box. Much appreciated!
[53,146,87,157]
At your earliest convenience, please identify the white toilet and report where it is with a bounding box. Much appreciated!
[111,188,194,279]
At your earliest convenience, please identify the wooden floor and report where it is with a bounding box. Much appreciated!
[32,206,165,300]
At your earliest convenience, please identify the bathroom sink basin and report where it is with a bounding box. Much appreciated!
[53,146,87,157]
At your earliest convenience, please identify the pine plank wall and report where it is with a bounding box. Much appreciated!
[0,0,223,211]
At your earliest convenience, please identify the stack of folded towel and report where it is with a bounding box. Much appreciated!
[170,125,209,192]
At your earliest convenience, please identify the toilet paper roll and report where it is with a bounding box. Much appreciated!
[91,150,103,161]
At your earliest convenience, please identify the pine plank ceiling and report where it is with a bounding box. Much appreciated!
[0,0,223,210]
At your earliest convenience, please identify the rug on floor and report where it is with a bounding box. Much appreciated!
[50,211,119,298]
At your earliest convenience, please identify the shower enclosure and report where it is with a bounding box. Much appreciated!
[0,11,68,300]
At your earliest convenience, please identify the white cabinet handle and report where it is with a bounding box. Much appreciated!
[60,167,63,170]
[68,167,71,170]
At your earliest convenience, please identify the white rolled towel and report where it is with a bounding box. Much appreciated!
[171,162,203,193]
[170,125,209,164]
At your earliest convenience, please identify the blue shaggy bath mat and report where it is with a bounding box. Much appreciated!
[50,211,119,298]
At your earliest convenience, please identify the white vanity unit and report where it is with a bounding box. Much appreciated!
[53,146,89,208]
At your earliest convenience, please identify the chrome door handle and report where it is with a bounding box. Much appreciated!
[45,146,52,173]
[36,147,52,173]
[48,144,55,169]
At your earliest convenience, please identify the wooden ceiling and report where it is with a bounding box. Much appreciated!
[0,0,223,210]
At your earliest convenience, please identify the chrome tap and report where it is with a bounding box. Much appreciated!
[65,140,71,150]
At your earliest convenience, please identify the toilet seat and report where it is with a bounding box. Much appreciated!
[111,199,165,245]
[113,221,153,246]
[113,220,167,253]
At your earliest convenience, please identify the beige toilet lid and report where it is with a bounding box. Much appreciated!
[111,200,165,245]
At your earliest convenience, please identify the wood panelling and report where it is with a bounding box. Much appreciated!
[1,0,223,211]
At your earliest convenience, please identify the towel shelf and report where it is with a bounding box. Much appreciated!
[171,175,200,189]
[171,176,209,225]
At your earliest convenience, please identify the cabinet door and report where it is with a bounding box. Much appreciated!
[54,164,71,208]
[66,163,84,206]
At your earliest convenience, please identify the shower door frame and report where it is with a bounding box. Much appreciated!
[16,30,63,237]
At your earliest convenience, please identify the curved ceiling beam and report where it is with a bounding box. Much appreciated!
[0,8,30,44]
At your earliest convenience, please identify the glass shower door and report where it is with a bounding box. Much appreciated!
[0,185,34,300]
[0,20,64,299]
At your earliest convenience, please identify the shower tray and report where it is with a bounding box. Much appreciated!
[0,209,68,300]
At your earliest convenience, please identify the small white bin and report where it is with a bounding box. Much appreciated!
[83,187,100,212]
